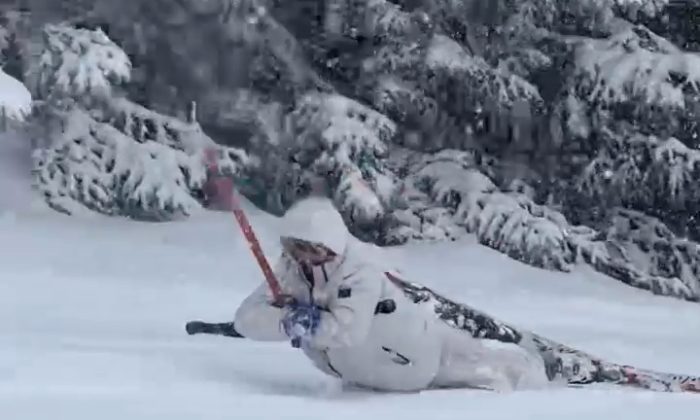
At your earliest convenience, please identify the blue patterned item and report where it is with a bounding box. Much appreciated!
[281,302,321,345]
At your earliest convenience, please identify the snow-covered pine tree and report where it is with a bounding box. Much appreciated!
[361,21,543,152]
[384,146,700,300]
[562,25,700,235]
[11,0,700,302]
[603,207,700,299]
[32,108,207,219]
[197,88,298,215]
[386,148,573,271]
[25,23,130,106]
[27,23,248,219]
[286,92,400,242]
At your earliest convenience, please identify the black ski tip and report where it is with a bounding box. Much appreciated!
[185,320,245,338]
[185,320,205,335]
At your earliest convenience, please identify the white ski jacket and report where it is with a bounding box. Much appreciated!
[234,240,550,392]
[235,238,443,391]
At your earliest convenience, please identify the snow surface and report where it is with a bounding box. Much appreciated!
[2,134,700,419]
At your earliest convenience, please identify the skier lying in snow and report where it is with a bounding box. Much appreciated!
[228,197,552,392]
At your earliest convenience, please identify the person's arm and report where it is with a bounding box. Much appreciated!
[233,255,297,341]
[308,263,383,349]
[233,282,289,341]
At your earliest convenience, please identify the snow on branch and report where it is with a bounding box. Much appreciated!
[386,148,484,244]
[569,213,697,301]
[605,208,700,298]
[387,148,573,270]
[577,129,700,219]
[651,137,700,202]
[368,75,473,152]
[365,34,542,123]
[26,23,131,101]
[387,147,699,300]
[32,96,251,220]
[33,109,205,220]
[574,25,700,109]
[103,98,252,176]
[363,0,429,39]
[321,0,428,41]
[289,92,399,231]
[427,35,542,107]
[0,67,31,122]
[371,76,442,131]
[613,0,670,18]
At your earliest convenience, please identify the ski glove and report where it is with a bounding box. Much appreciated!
[281,302,321,346]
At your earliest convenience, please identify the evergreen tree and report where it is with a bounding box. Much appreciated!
[4,0,700,301]
[27,23,248,219]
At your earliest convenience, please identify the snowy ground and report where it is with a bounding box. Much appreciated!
[2,133,700,419]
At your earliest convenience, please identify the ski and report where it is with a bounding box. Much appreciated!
[530,332,700,393]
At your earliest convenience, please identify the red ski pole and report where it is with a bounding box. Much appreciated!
[203,148,284,304]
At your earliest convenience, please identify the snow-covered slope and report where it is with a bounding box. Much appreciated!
[2,136,700,419]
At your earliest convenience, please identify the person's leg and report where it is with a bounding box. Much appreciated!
[430,323,550,392]
[431,338,514,391]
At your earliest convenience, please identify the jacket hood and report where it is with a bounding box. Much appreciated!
[279,196,349,256]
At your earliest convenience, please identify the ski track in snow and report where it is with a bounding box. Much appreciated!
[2,134,700,419]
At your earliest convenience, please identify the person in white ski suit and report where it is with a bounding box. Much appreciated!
[234,197,550,392]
